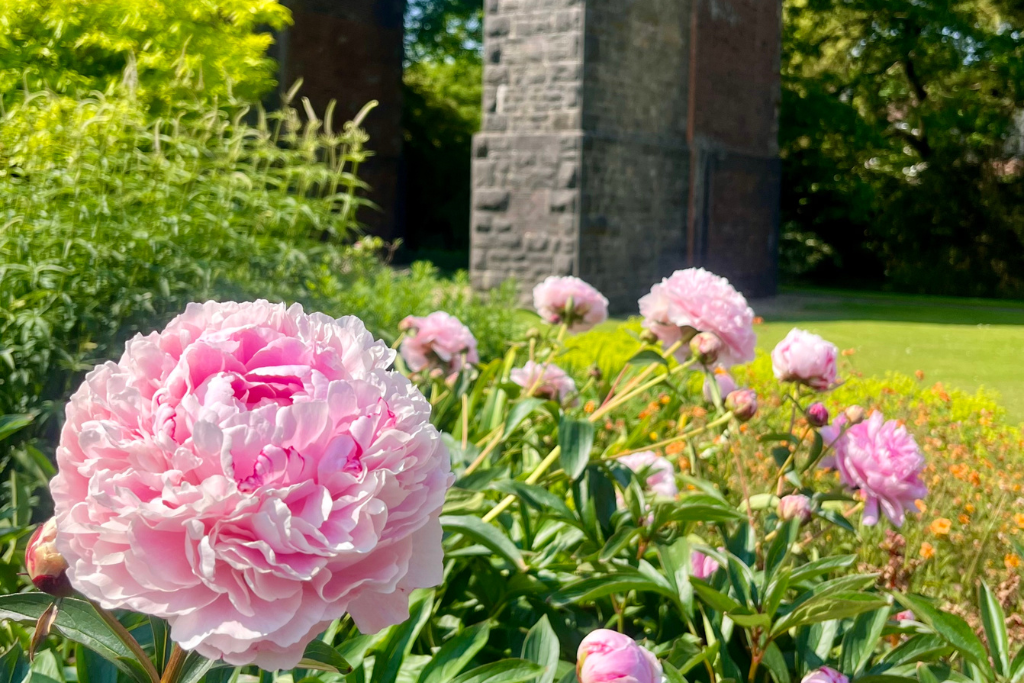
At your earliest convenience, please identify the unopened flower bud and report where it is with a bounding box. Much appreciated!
[639,329,659,344]
[806,402,829,428]
[428,368,445,380]
[844,405,866,425]
[525,327,542,340]
[778,494,813,524]
[725,389,758,421]
[26,518,72,597]
[588,365,602,381]
[689,332,723,366]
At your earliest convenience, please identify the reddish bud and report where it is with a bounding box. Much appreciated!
[806,402,830,428]
[26,519,72,597]
[725,389,758,422]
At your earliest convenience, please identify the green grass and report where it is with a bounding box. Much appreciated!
[558,289,1024,424]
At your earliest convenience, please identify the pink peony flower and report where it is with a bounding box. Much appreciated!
[618,451,679,499]
[702,368,737,403]
[777,494,813,524]
[399,311,478,375]
[638,268,756,368]
[820,412,927,527]
[50,301,453,670]
[577,629,663,683]
[806,402,830,428]
[691,550,721,580]
[26,518,72,597]
[510,361,576,403]
[533,276,609,334]
[771,328,838,391]
[801,668,848,683]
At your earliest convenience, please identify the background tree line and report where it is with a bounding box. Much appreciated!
[403,0,1024,298]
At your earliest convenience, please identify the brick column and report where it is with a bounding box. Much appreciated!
[472,0,781,310]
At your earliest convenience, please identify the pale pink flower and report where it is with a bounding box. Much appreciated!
[51,301,453,670]
[771,328,838,391]
[510,361,576,403]
[533,276,609,333]
[691,550,721,580]
[777,494,813,524]
[639,268,756,367]
[702,368,737,403]
[894,609,915,622]
[618,451,678,500]
[577,629,663,683]
[399,311,478,375]
[820,412,927,527]
[801,668,848,683]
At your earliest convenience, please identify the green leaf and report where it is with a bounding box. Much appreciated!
[504,399,547,438]
[417,623,491,683]
[150,617,169,673]
[522,616,559,683]
[558,416,595,482]
[450,660,546,683]
[370,590,434,683]
[626,350,668,367]
[772,592,889,636]
[840,609,889,675]
[979,581,1009,676]
[657,538,694,618]
[0,595,151,683]
[879,635,952,667]
[789,555,857,585]
[691,579,743,614]
[663,662,687,683]
[174,653,218,683]
[600,526,642,563]
[917,665,941,683]
[764,519,799,588]
[892,594,990,672]
[493,481,574,522]
[551,572,676,606]
[75,644,118,683]
[0,414,33,442]
[667,495,745,524]
[441,515,527,571]
[0,645,28,683]
[1009,645,1024,683]
[762,642,790,683]
[298,640,352,674]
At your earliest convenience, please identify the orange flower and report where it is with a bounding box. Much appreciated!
[958,514,970,525]
[965,503,976,514]
[649,432,659,441]
[584,400,596,414]
[929,518,952,536]
[841,348,856,356]
[915,500,927,513]
[659,395,671,405]
[1013,513,1024,529]
[753,316,765,325]
[920,542,935,559]
[915,370,925,381]
[1006,553,1021,570]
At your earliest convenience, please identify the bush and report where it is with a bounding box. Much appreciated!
[0,0,290,106]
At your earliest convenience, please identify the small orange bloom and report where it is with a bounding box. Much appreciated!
[958,514,970,525]
[649,432,659,441]
[841,348,856,356]
[915,500,927,513]
[920,542,935,559]
[1013,513,1024,529]
[753,316,765,325]
[965,503,975,514]
[1006,553,1021,570]
[929,518,952,536]
[660,395,671,405]
[584,400,596,414]
[915,370,925,381]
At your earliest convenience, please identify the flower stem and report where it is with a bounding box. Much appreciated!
[481,446,562,522]
[160,644,187,683]
[92,602,161,683]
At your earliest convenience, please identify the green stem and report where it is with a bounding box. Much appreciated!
[93,602,161,683]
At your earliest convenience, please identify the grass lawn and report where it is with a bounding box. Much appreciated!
[752,290,1024,423]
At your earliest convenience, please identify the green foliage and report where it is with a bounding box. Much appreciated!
[0,0,290,106]
[782,0,1024,296]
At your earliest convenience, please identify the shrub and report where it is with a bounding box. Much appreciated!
[0,0,290,106]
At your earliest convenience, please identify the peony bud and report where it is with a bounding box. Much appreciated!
[806,402,829,428]
[801,668,849,683]
[844,405,866,425]
[639,329,659,344]
[725,389,758,421]
[777,494,813,524]
[26,518,72,597]
[577,629,663,683]
[689,332,723,366]
[691,550,721,580]
[588,365,603,381]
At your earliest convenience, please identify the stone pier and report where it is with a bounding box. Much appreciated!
[471,0,782,310]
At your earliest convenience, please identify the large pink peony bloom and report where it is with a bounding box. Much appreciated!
[820,412,926,527]
[399,311,479,375]
[533,276,609,333]
[577,629,663,683]
[51,301,453,670]
[638,268,756,367]
[771,328,838,391]
[801,668,848,683]
[510,361,576,403]
[618,452,678,499]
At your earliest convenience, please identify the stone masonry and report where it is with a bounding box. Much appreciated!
[471,0,782,310]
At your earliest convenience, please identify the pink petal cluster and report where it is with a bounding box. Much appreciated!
[577,629,663,683]
[510,361,576,403]
[777,494,813,524]
[533,276,609,333]
[618,452,678,499]
[771,328,838,391]
[691,550,721,580]
[702,368,737,403]
[399,311,479,375]
[821,412,927,527]
[801,668,848,683]
[50,301,453,670]
[638,268,756,367]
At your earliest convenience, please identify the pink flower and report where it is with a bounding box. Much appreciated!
[777,494,813,524]
[510,361,576,402]
[50,301,453,670]
[820,412,927,527]
[26,518,72,597]
[771,328,838,391]
[399,311,478,375]
[801,668,848,683]
[691,550,721,580]
[894,609,915,622]
[702,368,737,403]
[638,268,756,368]
[533,276,609,333]
[577,629,663,683]
[618,452,678,499]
